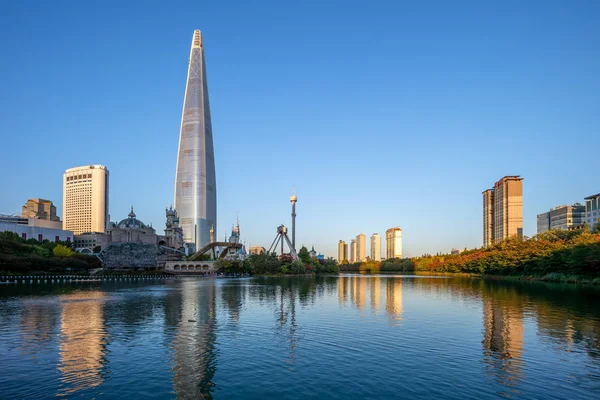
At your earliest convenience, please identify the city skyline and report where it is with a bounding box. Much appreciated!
[1,1,599,258]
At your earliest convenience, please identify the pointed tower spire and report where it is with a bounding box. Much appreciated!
[174,29,217,251]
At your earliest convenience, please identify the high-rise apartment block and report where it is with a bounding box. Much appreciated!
[585,193,600,231]
[174,30,217,251]
[350,239,357,263]
[370,233,381,261]
[482,189,494,247]
[356,233,366,262]
[338,240,347,262]
[385,227,402,259]
[22,198,59,221]
[63,165,109,235]
[482,176,523,246]
[536,203,586,234]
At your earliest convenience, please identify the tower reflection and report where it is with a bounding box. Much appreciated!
[481,285,525,393]
[171,281,217,399]
[57,291,107,397]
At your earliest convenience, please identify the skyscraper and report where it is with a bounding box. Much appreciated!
[482,176,523,246]
[385,227,402,259]
[350,239,357,263]
[174,30,217,251]
[356,233,366,262]
[338,240,347,262]
[370,233,381,261]
[63,165,109,235]
[482,189,494,247]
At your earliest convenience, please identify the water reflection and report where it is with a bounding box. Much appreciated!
[1,277,600,399]
[171,281,217,399]
[57,291,108,396]
[337,276,403,321]
[385,278,403,321]
[482,291,524,393]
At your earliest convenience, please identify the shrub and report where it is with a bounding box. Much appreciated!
[53,244,74,257]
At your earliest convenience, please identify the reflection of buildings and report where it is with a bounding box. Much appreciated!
[172,281,217,398]
[385,278,403,320]
[338,276,349,304]
[58,291,107,396]
[370,276,381,311]
[481,294,524,388]
[482,300,523,360]
[350,276,367,311]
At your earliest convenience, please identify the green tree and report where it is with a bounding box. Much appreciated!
[93,245,101,253]
[53,244,74,257]
[298,246,311,264]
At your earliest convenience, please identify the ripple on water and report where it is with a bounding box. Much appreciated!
[1,276,600,399]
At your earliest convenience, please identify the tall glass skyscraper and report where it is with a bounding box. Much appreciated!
[174,30,217,251]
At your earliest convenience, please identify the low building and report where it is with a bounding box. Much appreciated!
[585,193,600,231]
[451,248,464,256]
[22,198,60,221]
[0,214,73,242]
[73,232,106,252]
[249,246,266,255]
[537,203,586,234]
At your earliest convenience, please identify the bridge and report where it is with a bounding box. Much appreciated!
[187,241,243,261]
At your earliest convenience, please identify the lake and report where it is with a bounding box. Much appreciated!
[0,275,599,399]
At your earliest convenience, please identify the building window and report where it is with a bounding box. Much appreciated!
[38,234,43,242]
[22,233,27,240]
[55,236,60,242]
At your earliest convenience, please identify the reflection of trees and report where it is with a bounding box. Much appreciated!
[57,291,108,397]
[171,281,218,399]
[19,301,59,355]
[220,282,245,323]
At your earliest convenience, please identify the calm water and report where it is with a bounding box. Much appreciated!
[1,275,599,399]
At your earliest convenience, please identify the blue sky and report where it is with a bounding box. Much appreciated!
[1,0,599,258]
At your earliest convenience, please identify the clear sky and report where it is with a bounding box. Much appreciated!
[1,0,599,258]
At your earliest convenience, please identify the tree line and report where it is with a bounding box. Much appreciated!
[0,231,102,274]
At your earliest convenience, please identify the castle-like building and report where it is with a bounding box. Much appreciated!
[74,206,185,269]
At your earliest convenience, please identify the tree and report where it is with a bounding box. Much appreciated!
[93,245,101,253]
[53,244,74,257]
[298,246,311,264]
[593,221,600,234]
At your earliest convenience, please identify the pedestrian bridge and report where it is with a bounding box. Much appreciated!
[164,260,217,274]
